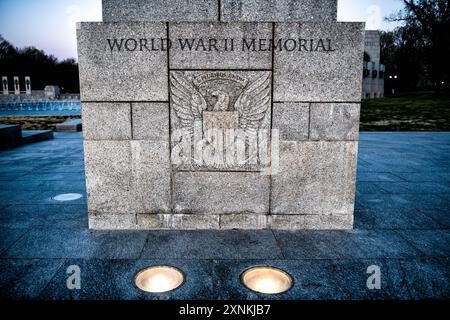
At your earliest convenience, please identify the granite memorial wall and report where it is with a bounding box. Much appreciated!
[77,0,365,230]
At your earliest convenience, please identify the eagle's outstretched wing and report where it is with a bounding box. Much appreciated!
[170,73,207,130]
[234,73,271,130]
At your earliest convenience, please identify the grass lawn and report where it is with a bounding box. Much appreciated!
[360,95,450,131]
[0,116,81,131]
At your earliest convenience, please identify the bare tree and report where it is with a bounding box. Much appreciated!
[388,0,450,92]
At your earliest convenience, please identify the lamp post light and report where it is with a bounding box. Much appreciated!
[389,75,398,96]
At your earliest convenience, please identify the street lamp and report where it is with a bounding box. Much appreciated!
[389,75,398,96]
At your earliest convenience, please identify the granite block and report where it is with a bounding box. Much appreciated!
[84,140,171,218]
[274,22,365,102]
[169,22,272,69]
[131,140,171,213]
[82,102,131,140]
[137,214,220,229]
[77,22,168,101]
[0,259,65,299]
[221,0,337,22]
[271,141,358,215]
[273,230,421,259]
[39,258,214,300]
[219,214,268,229]
[139,230,283,259]
[102,0,218,22]
[310,103,360,140]
[3,228,149,259]
[173,172,270,214]
[89,213,137,230]
[132,103,169,141]
[268,214,353,229]
[399,258,450,299]
[0,227,28,255]
[272,102,309,141]
[84,140,133,214]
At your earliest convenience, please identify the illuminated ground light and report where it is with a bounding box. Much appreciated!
[134,266,185,293]
[241,266,293,294]
[52,193,83,201]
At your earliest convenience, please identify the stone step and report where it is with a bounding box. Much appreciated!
[0,124,22,149]
[21,130,54,145]
[55,119,82,132]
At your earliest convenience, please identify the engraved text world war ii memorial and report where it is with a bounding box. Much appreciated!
[77,0,365,230]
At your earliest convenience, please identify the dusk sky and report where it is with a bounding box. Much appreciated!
[0,0,404,60]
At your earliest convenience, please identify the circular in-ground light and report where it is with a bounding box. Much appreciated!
[241,266,293,294]
[52,193,83,201]
[134,265,185,293]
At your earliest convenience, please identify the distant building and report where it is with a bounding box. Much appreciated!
[44,85,60,100]
[362,30,385,99]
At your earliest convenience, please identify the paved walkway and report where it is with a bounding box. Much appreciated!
[0,132,449,299]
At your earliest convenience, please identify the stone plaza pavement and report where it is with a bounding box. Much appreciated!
[0,132,448,300]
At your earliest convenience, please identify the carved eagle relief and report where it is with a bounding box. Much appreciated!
[170,72,271,132]
[170,71,272,170]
